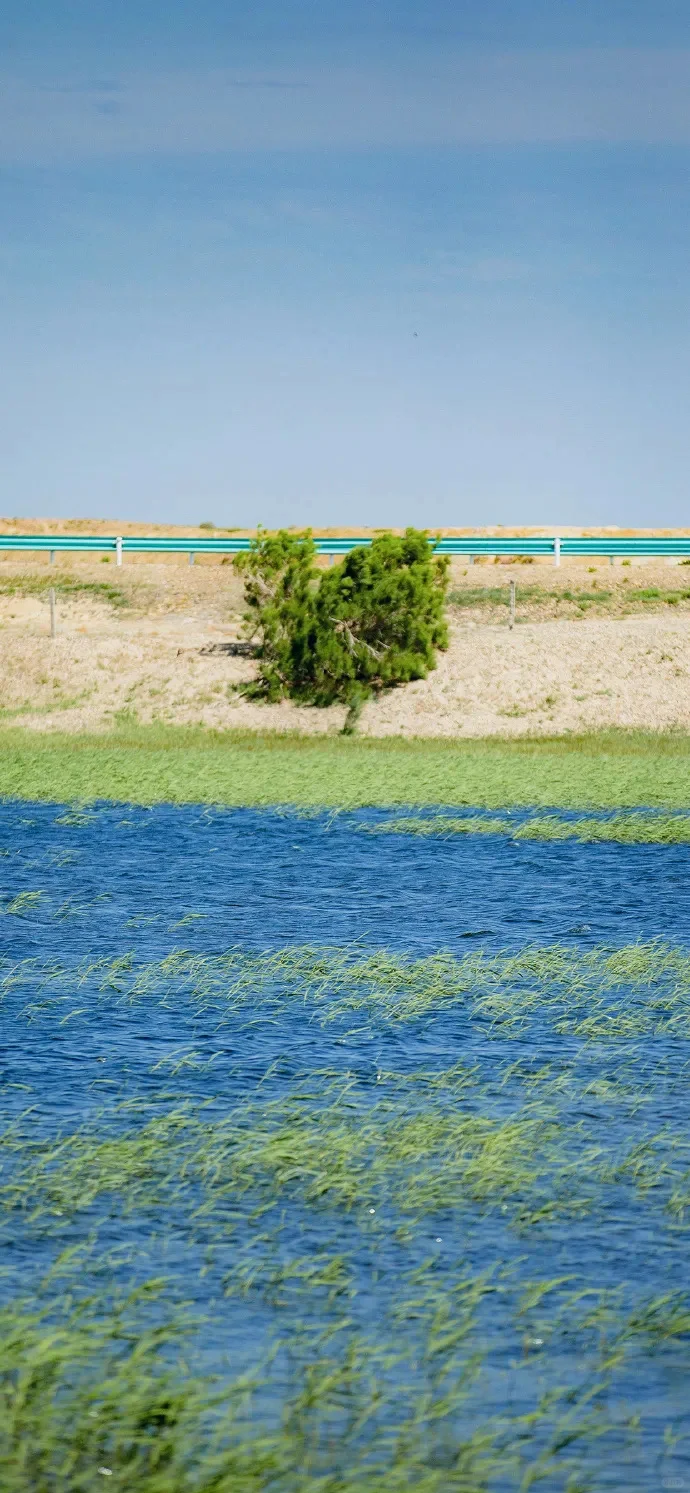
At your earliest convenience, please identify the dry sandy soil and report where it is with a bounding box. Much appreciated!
[1,554,689,737]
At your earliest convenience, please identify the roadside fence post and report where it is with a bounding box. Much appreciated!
[116,536,123,566]
[554,536,561,567]
[49,550,55,565]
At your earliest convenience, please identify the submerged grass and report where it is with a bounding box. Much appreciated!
[1,1079,689,1487]
[5,927,690,1487]
[0,1091,571,1222]
[4,779,690,1490]
[6,938,690,1031]
[0,1267,647,1493]
[0,725,689,807]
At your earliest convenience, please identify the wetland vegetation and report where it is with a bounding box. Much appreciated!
[0,724,689,807]
[365,811,690,843]
[5,934,690,1487]
[3,800,690,1488]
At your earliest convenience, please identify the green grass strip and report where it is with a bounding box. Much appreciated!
[0,724,689,807]
[373,813,690,843]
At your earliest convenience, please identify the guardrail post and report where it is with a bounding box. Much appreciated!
[116,536,123,566]
[554,536,561,567]
[468,555,474,565]
[609,555,614,566]
[49,550,55,565]
[189,551,195,565]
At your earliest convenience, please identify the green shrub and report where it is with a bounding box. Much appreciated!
[233,528,319,703]
[235,529,449,729]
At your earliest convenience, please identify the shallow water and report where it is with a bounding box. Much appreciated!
[3,802,690,1489]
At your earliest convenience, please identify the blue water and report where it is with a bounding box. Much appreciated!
[2,801,689,961]
[3,801,690,1487]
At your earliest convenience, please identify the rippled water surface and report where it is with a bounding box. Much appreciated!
[3,801,690,1490]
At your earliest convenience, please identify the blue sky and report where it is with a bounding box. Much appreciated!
[2,2,690,527]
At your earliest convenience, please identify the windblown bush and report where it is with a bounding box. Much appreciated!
[233,528,318,704]
[235,529,449,728]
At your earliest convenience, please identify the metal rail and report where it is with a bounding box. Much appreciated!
[1,533,690,567]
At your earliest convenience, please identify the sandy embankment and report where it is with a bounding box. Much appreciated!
[0,555,688,736]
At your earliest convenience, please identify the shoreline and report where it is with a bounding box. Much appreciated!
[1,724,688,809]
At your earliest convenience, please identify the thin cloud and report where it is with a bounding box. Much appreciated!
[224,78,310,90]
[2,49,690,163]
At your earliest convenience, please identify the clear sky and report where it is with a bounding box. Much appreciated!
[2,1,690,527]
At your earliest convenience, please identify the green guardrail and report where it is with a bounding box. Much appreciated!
[1,534,690,566]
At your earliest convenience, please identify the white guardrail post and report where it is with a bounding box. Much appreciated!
[116,536,123,566]
[554,536,561,567]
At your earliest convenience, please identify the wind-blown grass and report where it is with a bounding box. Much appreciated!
[5,771,690,1493]
[6,938,690,1030]
[5,925,690,1488]
[367,813,690,843]
[0,1267,653,1493]
[2,1072,689,1486]
[0,725,689,807]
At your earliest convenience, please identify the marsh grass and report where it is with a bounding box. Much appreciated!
[0,1271,644,1493]
[367,813,690,844]
[6,938,690,1034]
[5,872,690,1489]
[1,1071,689,1488]
[1,725,690,807]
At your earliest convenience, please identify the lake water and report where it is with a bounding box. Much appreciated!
[2,801,690,1489]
